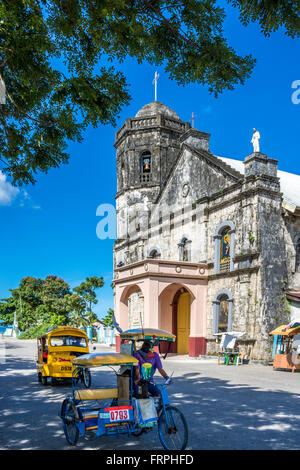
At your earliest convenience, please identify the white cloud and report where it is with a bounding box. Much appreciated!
[18,189,41,210]
[0,171,41,209]
[0,171,19,205]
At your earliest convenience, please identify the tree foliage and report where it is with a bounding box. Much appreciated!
[0,275,72,331]
[0,0,256,185]
[0,274,104,332]
[102,307,114,327]
[229,1,300,38]
[0,1,298,185]
[73,276,104,326]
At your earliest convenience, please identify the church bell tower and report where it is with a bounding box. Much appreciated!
[114,101,190,266]
[114,101,191,199]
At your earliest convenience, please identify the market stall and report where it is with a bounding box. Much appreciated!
[213,331,245,365]
[269,321,300,372]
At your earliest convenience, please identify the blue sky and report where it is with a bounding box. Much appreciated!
[0,2,300,320]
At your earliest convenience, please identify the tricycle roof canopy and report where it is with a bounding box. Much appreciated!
[38,326,88,339]
[269,322,300,336]
[72,352,139,368]
[120,328,176,342]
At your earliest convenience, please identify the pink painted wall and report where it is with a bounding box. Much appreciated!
[113,260,208,356]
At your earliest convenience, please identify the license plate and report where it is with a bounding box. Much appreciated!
[61,366,72,371]
[109,408,130,422]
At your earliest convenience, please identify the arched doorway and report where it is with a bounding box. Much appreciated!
[176,291,191,354]
[158,284,193,355]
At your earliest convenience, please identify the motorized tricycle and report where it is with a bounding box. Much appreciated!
[59,328,188,450]
[37,326,92,387]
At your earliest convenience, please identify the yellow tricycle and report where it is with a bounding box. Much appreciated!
[36,326,91,386]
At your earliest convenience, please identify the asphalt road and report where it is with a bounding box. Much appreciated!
[1,337,300,450]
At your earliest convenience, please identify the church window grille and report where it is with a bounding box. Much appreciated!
[214,221,235,274]
[178,236,191,262]
[148,248,160,259]
[212,289,233,334]
[218,295,229,332]
[220,227,231,273]
[296,238,300,272]
[170,213,174,230]
[183,239,189,261]
[140,152,152,183]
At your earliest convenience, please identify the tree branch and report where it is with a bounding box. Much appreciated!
[136,0,195,47]
[0,47,14,68]
[0,72,77,127]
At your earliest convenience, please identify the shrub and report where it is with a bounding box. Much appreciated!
[18,323,52,339]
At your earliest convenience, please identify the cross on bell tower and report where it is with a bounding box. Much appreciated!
[152,71,159,102]
[190,112,197,128]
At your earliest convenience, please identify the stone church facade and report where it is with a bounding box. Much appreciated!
[113,101,300,360]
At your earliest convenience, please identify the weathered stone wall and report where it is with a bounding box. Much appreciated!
[115,113,186,196]
[205,187,261,358]
[147,146,241,262]
[113,103,297,361]
[114,103,188,268]
[254,180,290,358]
[282,213,300,290]
[206,271,259,359]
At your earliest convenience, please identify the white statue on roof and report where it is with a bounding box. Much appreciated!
[251,128,260,153]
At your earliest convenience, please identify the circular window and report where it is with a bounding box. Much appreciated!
[182,183,190,198]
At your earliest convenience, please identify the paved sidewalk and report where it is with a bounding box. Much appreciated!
[165,353,218,363]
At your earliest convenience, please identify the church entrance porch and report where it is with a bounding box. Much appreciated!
[113,259,208,357]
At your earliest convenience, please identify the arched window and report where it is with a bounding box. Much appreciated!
[148,247,161,259]
[140,151,152,182]
[212,289,233,334]
[182,239,189,262]
[218,295,229,332]
[214,221,235,274]
[178,236,191,262]
[296,238,300,272]
[220,227,231,273]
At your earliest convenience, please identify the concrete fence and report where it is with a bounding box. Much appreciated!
[0,326,21,337]
[87,325,115,345]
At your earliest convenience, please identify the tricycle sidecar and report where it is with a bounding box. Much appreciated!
[59,329,188,450]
